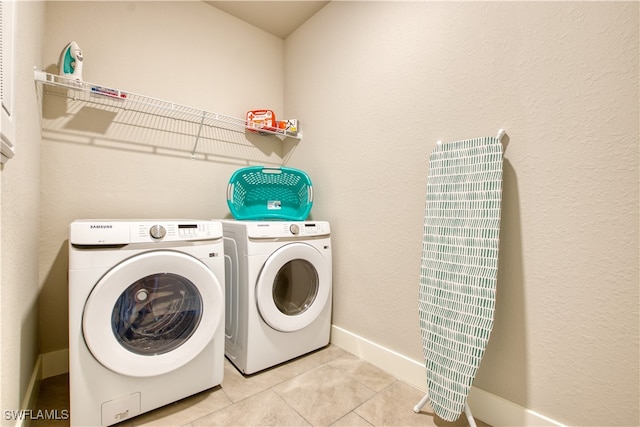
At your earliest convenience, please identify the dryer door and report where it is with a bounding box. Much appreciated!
[256,243,331,332]
[82,250,223,377]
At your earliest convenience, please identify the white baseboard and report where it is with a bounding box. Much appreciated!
[330,324,427,390]
[330,325,566,427]
[14,355,43,427]
[13,350,68,427]
[41,348,69,378]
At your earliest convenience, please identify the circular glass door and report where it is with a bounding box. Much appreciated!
[256,243,330,332]
[273,259,318,315]
[83,250,223,377]
[112,272,202,356]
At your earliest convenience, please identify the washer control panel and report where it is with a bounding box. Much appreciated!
[70,220,223,245]
[134,221,221,242]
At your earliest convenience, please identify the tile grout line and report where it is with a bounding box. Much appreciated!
[269,362,332,426]
[187,348,347,426]
[349,379,401,426]
[267,358,370,427]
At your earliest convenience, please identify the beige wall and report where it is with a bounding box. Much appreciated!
[38,1,286,355]
[3,1,636,426]
[284,2,638,426]
[1,0,46,419]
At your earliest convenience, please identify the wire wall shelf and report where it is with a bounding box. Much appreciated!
[34,70,301,158]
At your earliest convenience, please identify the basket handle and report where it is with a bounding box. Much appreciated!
[226,183,234,202]
[261,167,282,174]
[247,110,273,116]
[308,186,313,203]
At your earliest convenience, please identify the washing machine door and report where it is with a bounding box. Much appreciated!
[82,250,223,377]
[256,242,331,332]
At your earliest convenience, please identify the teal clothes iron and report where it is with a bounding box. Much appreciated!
[58,41,83,81]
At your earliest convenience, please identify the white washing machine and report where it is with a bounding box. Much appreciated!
[221,220,332,375]
[68,220,225,426]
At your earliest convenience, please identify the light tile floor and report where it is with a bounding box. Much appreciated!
[32,345,490,427]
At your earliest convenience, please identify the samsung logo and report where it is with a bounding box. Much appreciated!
[90,225,112,229]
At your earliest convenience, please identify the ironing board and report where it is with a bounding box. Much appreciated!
[414,131,505,423]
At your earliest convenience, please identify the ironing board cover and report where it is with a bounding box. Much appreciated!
[419,136,503,421]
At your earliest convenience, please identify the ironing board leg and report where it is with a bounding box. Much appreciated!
[414,394,477,427]
[464,403,477,427]
[413,393,430,413]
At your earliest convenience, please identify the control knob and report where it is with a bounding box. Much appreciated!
[149,225,166,239]
[289,224,300,235]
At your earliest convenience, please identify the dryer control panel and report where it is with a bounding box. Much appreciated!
[245,221,330,239]
[70,220,223,245]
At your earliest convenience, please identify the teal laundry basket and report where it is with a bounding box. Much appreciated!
[226,166,313,221]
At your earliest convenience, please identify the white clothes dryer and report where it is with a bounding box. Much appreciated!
[221,220,332,375]
[68,220,225,427]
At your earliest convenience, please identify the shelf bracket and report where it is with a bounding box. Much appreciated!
[191,110,206,159]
